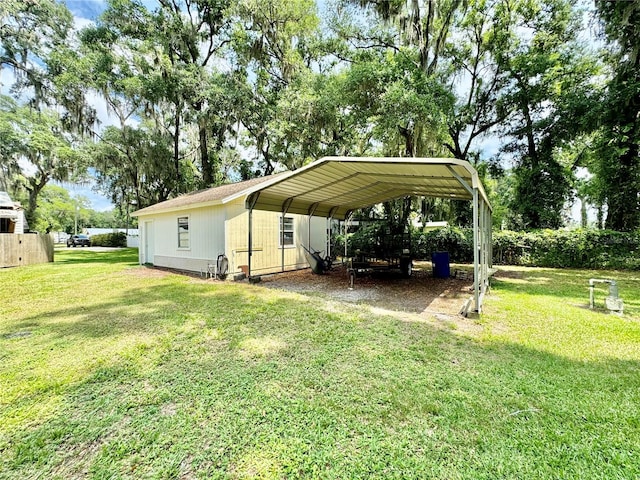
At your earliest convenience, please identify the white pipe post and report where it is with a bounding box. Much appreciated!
[473,188,480,312]
[248,207,253,278]
[246,192,259,279]
[326,217,330,260]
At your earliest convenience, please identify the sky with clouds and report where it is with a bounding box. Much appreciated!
[57,1,114,211]
[5,1,580,219]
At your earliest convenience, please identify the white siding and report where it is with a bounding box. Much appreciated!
[126,235,139,248]
[138,205,226,272]
[15,210,25,234]
[136,196,328,276]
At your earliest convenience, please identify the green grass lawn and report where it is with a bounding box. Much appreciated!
[1,248,639,479]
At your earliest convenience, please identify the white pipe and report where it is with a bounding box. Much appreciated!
[472,188,480,312]
[589,278,619,309]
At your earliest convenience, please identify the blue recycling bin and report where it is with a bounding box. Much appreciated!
[431,251,450,279]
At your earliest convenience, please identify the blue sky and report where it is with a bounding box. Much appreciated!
[61,1,113,210]
[65,0,106,19]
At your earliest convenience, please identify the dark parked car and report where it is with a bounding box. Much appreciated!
[67,234,91,247]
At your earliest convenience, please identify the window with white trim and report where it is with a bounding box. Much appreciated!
[177,216,189,248]
[279,216,294,247]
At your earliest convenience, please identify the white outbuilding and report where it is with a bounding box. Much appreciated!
[131,175,329,277]
[133,156,492,313]
[0,191,26,234]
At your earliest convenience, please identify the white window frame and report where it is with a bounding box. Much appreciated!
[279,216,294,248]
[177,215,190,249]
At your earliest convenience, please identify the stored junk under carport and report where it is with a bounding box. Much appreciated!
[234,156,493,314]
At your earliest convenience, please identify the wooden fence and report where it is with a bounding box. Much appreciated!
[0,234,54,268]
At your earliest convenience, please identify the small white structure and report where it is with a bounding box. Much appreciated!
[1,192,53,267]
[0,192,26,234]
[85,227,140,236]
[131,175,328,277]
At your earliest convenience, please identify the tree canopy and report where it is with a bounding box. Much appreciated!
[1,0,638,231]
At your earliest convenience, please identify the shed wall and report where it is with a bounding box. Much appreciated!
[137,199,327,276]
[15,211,25,234]
[140,205,226,272]
[224,199,326,275]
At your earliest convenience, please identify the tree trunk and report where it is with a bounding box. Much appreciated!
[579,196,588,228]
[173,103,182,181]
[597,204,604,229]
[605,143,640,231]
[199,117,212,187]
[398,125,414,157]
[26,177,47,228]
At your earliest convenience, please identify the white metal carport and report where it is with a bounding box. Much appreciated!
[237,156,492,313]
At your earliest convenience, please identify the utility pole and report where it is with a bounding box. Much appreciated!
[74,200,78,235]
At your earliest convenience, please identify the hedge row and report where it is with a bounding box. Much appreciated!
[90,232,127,247]
[338,225,475,263]
[492,229,640,270]
[339,226,640,270]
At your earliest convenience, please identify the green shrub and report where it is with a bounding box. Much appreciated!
[339,223,412,258]
[493,229,640,269]
[337,225,639,270]
[345,223,381,256]
[411,226,473,262]
[90,232,127,247]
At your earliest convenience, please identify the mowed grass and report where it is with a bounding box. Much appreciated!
[1,248,639,479]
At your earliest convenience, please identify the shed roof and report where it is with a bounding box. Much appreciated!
[0,209,19,219]
[0,191,15,209]
[131,174,284,217]
[236,156,490,220]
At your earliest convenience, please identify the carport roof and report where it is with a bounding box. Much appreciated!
[232,156,490,220]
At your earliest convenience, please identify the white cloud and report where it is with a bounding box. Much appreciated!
[0,68,17,96]
[86,89,120,131]
[73,15,95,31]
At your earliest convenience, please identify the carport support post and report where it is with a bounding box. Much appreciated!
[344,211,353,259]
[308,203,319,252]
[246,192,260,279]
[248,207,253,278]
[473,188,480,313]
[326,217,330,259]
[327,207,339,261]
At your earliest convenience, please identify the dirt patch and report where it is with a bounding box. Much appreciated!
[493,268,524,280]
[126,265,227,283]
[260,262,474,318]
[160,402,178,416]
[3,331,32,339]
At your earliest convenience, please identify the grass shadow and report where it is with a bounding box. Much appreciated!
[3,279,640,479]
[3,250,640,478]
[53,248,139,266]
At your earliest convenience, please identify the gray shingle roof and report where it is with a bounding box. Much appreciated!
[132,174,284,216]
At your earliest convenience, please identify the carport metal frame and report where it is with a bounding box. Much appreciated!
[239,156,492,313]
